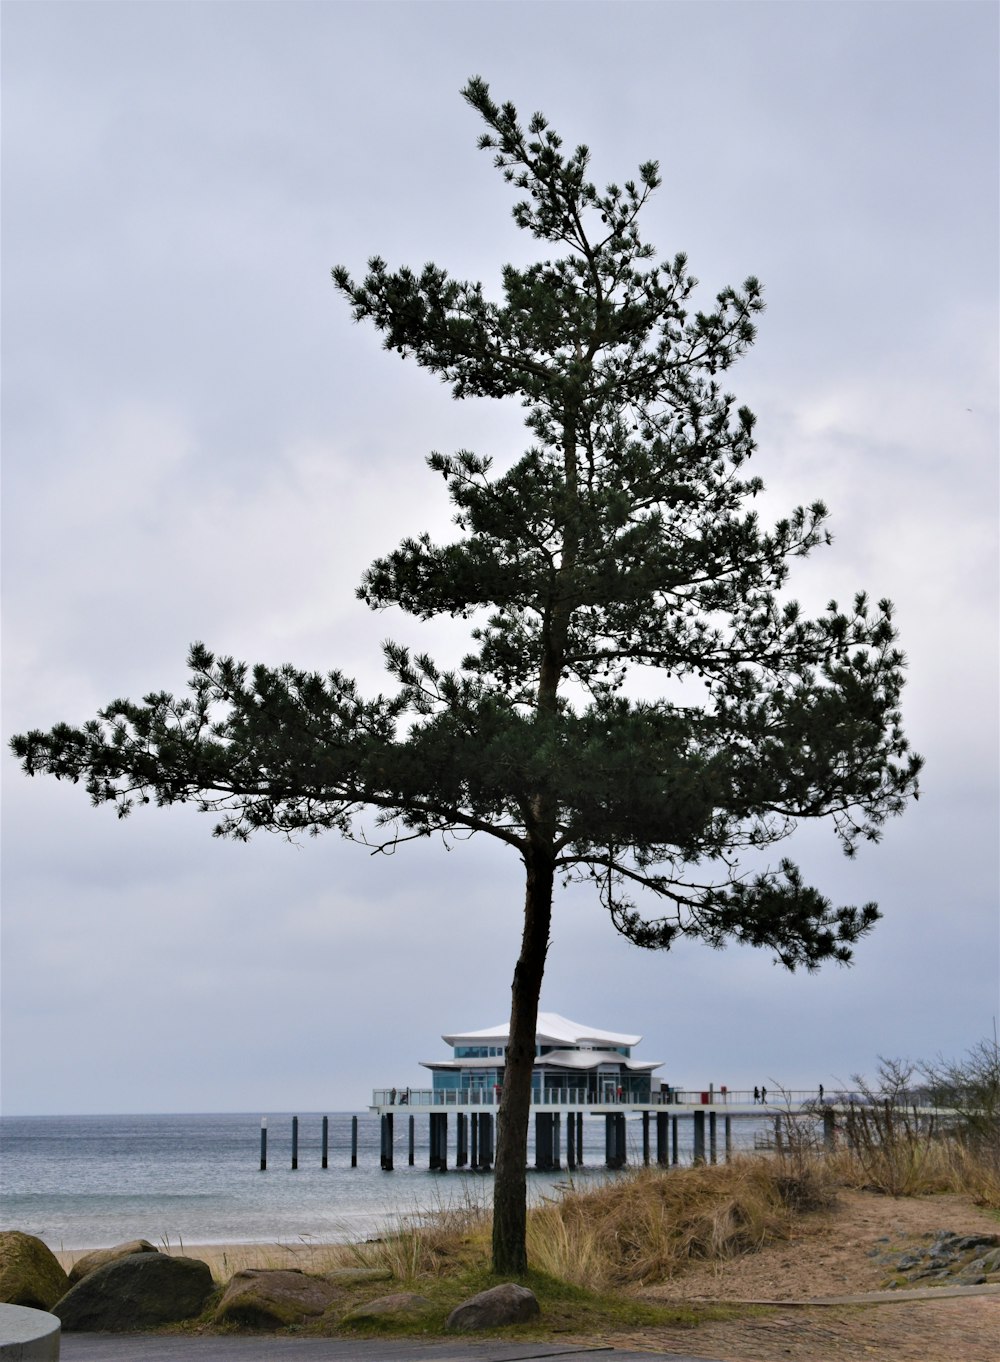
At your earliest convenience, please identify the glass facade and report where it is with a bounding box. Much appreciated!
[430,1060,651,1099]
[431,1068,501,1091]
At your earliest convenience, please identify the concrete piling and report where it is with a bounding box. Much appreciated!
[693,1110,706,1164]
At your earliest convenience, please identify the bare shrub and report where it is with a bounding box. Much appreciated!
[921,1034,1000,1190]
[835,1058,943,1197]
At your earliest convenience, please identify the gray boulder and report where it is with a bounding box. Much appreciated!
[446,1281,540,1330]
[54,1252,213,1330]
[214,1268,342,1329]
[68,1239,159,1285]
[0,1230,70,1310]
[340,1291,435,1324]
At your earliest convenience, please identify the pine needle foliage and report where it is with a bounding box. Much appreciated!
[11,78,922,1274]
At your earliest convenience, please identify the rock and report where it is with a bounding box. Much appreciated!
[54,1252,213,1330]
[339,1291,435,1324]
[214,1268,342,1329]
[68,1239,159,1285]
[446,1281,540,1330]
[882,1229,1000,1290]
[324,1267,394,1285]
[0,1231,70,1310]
[952,1234,1000,1253]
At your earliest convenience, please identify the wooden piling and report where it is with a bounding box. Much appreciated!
[291,1115,299,1170]
[259,1117,267,1172]
[380,1112,394,1170]
[351,1114,358,1168]
[823,1107,835,1151]
[408,1113,415,1166]
[321,1115,329,1169]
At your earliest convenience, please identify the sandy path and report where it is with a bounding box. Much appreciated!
[605,1188,1000,1362]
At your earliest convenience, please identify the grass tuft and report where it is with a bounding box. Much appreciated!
[524,1156,837,1290]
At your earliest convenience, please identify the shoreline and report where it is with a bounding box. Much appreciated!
[56,1240,357,1279]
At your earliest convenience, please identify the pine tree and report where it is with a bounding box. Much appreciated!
[11,78,922,1275]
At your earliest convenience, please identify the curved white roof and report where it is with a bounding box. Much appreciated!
[442,1011,642,1049]
[421,1051,661,1073]
[540,1048,661,1073]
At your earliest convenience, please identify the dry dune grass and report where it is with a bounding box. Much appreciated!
[526,1155,836,1289]
[520,1129,1000,1294]
[154,1197,494,1284]
[823,1134,1000,1206]
[61,1133,999,1295]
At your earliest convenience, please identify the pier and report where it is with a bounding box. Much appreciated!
[368,1086,835,1172]
[261,997,959,1174]
[257,1088,954,1172]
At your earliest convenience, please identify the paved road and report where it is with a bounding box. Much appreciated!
[60,1336,719,1361]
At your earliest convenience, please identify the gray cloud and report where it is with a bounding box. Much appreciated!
[3,1,997,1115]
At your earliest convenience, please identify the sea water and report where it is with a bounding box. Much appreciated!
[0,1111,761,1251]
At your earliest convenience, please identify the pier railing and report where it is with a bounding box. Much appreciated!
[372,1086,951,1110]
[373,1086,833,1109]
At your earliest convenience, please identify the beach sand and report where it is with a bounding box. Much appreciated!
[51,1193,1000,1362]
[56,1240,356,1281]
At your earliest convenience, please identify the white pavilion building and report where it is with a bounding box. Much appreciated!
[420,1011,663,1103]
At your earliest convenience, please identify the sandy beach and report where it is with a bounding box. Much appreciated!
[52,1188,1000,1361]
[56,1240,357,1282]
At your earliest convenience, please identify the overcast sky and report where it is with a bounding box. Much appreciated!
[2,1,997,1116]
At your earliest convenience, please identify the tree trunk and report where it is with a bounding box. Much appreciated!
[490,409,573,1276]
[491,842,554,1275]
